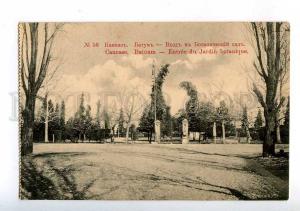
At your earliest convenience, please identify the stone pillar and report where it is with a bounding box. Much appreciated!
[155,120,161,144]
[222,120,225,143]
[182,119,189,144]
[213,122,217,144]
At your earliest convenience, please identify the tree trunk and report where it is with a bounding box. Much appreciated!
[125,125,130,144]
[276,125,281,144]
[263,114,276,157]
[45,96,49,143]
[21,96,36,156]
[275,114,282,144]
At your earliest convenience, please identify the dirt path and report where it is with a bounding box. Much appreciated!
[20,144,288,200]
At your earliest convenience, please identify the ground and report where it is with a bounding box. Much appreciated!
[20,143,289,200]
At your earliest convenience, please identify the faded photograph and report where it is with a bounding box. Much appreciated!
[19,22,289,200]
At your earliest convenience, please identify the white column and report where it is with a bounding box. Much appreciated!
[222,120,225,143]
[155,120,161,144]
[213,122,217,144]
[182,119,189,144]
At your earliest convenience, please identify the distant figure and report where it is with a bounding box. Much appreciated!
[203,133,207,142]
[111,134,115,144]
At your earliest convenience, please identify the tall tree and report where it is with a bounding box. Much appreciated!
[253,109,263,141]
[54,103,60,127]
[139,64,170,142]
[60,100,66,140]
[118,108,125,137]
[20,23,63,155]
[151,64,170,123]
[216,100,232,142]
[282,97,289,143]
[73,93,92,141]
[123,90,144,143]
[124,95,135,143]
[197,102,216,137]
[95,100,101,128]
[139,104,153,142]
[254,109,263,130]
[241,106,252,143]
[60,101,65,130]
[249,22,289,156]
[179,81,200,136]
[162,106,172,138]
[103,109,110,130]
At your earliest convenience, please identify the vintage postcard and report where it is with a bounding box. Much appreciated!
[19,22,289,200]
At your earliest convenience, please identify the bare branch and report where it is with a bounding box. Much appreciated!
[251,22,268,79]
[35,24,57,93]
[22,23,30,70]
[253,83,267,110]
[20,60,28,96]
[276,96,285,112]
[253,62,265,80]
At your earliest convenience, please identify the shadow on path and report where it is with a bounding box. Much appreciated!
[144,172,250,200]
[20,153,97,200]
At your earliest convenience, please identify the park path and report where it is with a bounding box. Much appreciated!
[25,143,288,200]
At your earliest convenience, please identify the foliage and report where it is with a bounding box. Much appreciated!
[139,64,171,138]
[250,22,289,156]
[281,97,289,143]
[240,106,250,137]
[118,108,125,136]
[179,81,199,132]
[253,109,263,140]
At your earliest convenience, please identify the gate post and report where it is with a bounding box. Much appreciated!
[182,119,189,144]
[155,120,161,144]
[213,121,217,144]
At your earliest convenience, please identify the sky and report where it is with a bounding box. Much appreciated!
[41,22,275,122]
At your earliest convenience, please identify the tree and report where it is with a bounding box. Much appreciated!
[139,104,154,142]
[95,100,101,128]
[254,109,263,129]
[117,108,125,136]
[60,100,66,139]
[241,106,252,143]
[162,106,172,138]
[249,22,289,156]
[125,97,134,144]
[179,81,200,137]
[151,64,170,124]
[72,93,93,141]
[253,109,263,141]
[123,90,144,143]
[216,100,233,142]
[35,95,62,143]
[54,103,60,128]
[281,97,289,143]
[20,23,64,155]
[103,109,110,130]
[139,64,170,142]
[197,102,216,138]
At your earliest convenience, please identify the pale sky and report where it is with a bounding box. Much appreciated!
[42,22,274,122]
